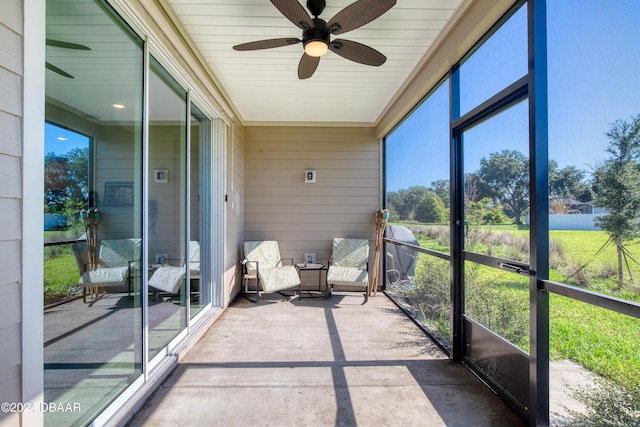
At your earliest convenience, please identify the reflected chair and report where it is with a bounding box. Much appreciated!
[148,241,200,297]
[326,238,369,301]
[77,238,141,302]
[242,241,301,302]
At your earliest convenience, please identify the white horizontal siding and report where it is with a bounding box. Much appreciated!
[0,196,20,242]
[0,365,20,425]
[0,283,20,375]
[0,154,20,198]
[0,241,20,287]
[1,0,22,34]
[0,112,20,157]
[0,68,21,117]
[244,126,380,272]
[1,3,23,426]
[0,23,21,74]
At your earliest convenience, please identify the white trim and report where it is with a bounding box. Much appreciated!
[141,35,150,383]
[244,121,376,128]
[212,118,226,308]
[22,0,46,425]
[186,92,192,326]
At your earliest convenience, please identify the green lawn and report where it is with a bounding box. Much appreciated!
[44,254,80,299]
[396,222,640,383]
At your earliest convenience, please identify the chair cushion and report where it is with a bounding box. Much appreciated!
[99,238,141,268]
[332,238,369,269]
[149,266,185,294]
[79,266,129,287]
[259,265,300,292]
[327,266,368,286]
[243,241,282,275]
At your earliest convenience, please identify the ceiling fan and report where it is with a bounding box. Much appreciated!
[46,38,91,79]
[233,0,396,79]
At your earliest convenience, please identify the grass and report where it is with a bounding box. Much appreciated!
[44,254,80,301]
[44,227,84,302]
[550,294,640,382]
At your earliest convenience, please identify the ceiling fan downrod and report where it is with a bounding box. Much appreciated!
[307,0,326,17]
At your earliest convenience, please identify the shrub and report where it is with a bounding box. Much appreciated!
[464,266,529,350]
[568,368,640,426]
[408,256,451,338]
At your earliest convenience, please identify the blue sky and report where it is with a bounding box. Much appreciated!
[45,122,90,155]
[386,0,640,192]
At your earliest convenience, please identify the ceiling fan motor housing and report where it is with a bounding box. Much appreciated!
[303,18,330,47]
[307,0,326,17]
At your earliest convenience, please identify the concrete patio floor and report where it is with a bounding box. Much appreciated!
[128,291,527,426]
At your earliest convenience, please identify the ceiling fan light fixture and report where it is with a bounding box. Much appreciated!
[304,39,329,57]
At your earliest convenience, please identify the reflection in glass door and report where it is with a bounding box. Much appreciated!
[147,57,187,359]
[460,100,531,411]
[43,0,144,424]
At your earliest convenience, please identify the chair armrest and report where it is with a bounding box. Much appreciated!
[241,259,260,275]
[128,260,142,278]
[279,258,295,266]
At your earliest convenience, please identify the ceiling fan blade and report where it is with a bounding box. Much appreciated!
[329,39,386,66]
[46,62,74,78]
[327,0,396,35]
[298,53,320,79]
[46,38,91,50]
[233,38,301,51]
[270,0,313,30]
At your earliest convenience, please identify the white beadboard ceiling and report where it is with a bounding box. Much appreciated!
[164,0,466,124]
[45,0,466,125]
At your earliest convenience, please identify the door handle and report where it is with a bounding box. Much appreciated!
[499,262,536,277]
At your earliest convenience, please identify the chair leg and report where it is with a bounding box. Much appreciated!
[243,276,260,302]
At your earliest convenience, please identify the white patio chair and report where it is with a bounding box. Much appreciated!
[326,238,369,301]
[242,240,301,302]
[148,241,200,296]
[77,238,141,302]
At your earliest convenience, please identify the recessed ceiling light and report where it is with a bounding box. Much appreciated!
[112,103,125,109]
[57,137,68,141]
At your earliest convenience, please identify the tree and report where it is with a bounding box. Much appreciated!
[414,191,446,223]
[592,114,640,288]
[430,179,450,209]
[477,150,529,225]
[44,152,70,213]
[386,186,432,221]
[466,197,510,225]
[549,161,591,201]
[44,147,89,215]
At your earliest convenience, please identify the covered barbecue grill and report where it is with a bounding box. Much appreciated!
[385,225,420,286]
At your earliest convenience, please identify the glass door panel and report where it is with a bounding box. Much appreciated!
[147,57,187,359]
[44,0,144,424]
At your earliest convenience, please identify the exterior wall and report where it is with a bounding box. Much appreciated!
[244,126,380,281]
[224,122,244,303]
[0,1,24,425]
